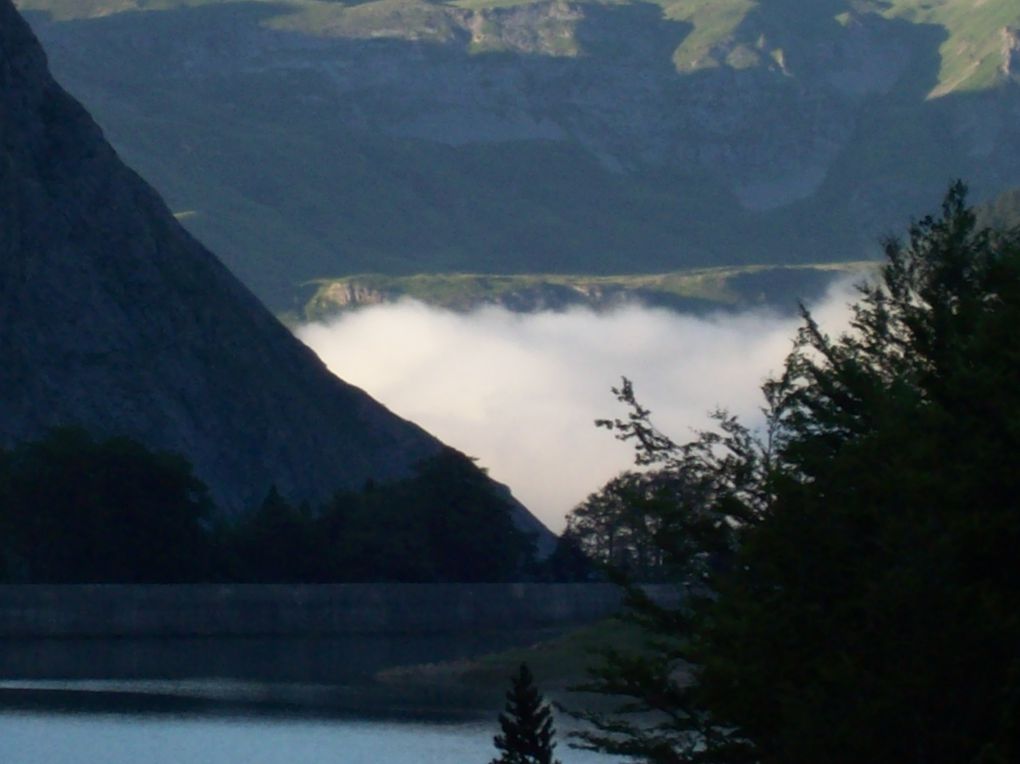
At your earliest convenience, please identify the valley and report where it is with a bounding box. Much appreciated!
[2,1,1020,760]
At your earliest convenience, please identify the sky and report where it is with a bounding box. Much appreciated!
[296,284,856,533]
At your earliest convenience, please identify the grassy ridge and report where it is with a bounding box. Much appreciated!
[886,0,1020,94]
[301,262,870,320]
[447,0,1019,92]
[21,0,1019,92]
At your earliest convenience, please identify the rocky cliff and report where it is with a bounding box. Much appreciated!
[0,0,549,548]
[12,0,1020,309]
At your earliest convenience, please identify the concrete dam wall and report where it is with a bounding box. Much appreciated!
[0,583,676,638]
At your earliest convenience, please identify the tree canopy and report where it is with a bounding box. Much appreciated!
[0,433,538,584]
[570,183,1020,763]
[0,428,213,582]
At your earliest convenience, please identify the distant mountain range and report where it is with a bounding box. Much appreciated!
[0,0,552,551]
[15,0,1020,310]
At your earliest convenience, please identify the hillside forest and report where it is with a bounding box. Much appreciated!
[0,433,542,583]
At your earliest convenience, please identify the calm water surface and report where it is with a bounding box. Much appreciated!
[0,710,618,763]
[0,634,624,763]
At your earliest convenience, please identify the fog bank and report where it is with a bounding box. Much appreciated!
[297,287,855,532]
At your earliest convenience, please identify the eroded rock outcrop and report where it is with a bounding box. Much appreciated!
[1002,27,1020,82]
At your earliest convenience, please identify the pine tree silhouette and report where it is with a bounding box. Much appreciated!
[490,663,562,764]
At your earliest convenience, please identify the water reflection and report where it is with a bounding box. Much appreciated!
[0,630,622,763]
[0,629,565,718]
[0,630,564,683]
[0,709,619,764]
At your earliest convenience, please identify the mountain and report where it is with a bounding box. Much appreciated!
[0,0,551,548]
[13,0,1020,310]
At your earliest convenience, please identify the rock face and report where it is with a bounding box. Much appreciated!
[1003,27,1020,82]
[12,0,1020,308]
[0,0,548,548]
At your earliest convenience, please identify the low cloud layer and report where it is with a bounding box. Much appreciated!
[297,286,855,532]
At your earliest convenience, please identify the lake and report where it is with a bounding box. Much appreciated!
[0,633,625,763]
[0,707,618,763]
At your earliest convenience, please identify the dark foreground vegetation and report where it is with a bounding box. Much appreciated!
[0,434,538,583]
[490,663,562,764]
[559,184,1020,763]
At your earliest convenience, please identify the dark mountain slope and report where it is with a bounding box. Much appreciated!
[0,0,547,548]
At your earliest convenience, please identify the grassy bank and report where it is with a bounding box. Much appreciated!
[374,617,651,712]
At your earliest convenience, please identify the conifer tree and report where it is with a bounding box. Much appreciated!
[490,664,562,764]
[568,183,1020,763]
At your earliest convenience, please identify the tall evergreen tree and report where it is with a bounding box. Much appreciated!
[490,664,562,764]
